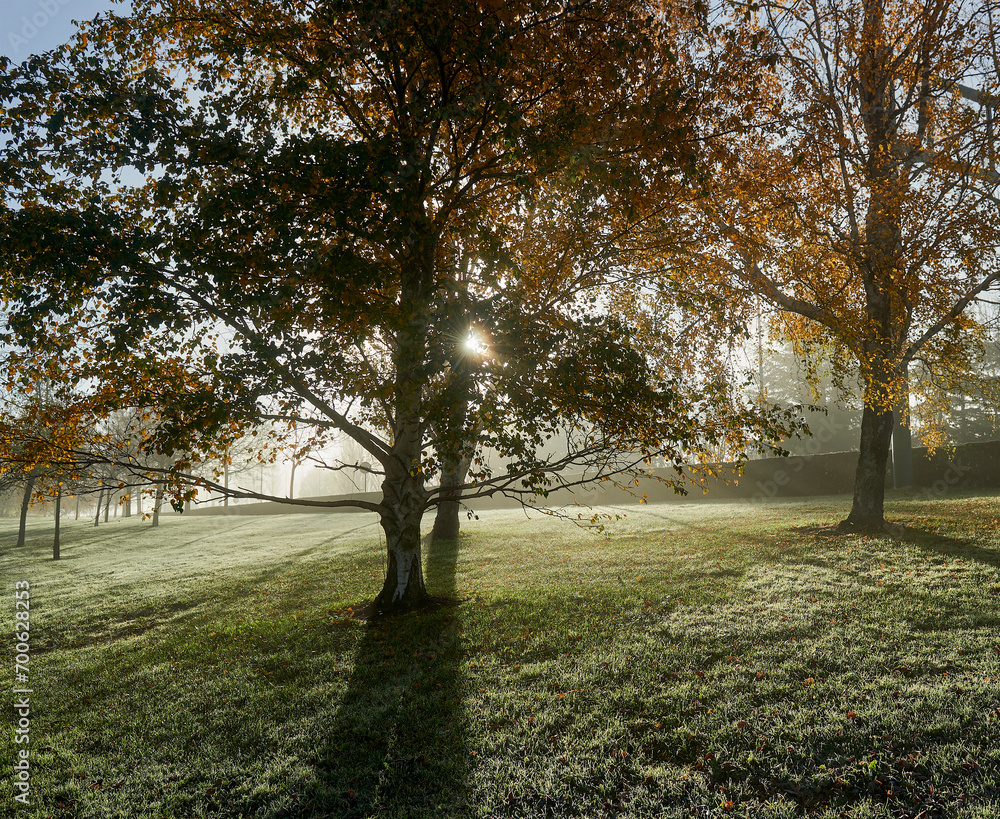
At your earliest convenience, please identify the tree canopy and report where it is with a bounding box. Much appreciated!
[673,0,1000,529]
[0,0,801,610]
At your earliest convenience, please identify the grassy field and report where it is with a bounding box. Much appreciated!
[1,492,999,818]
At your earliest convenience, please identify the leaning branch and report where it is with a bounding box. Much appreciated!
[903,272,1000,362]
[56,445,389,515]
[169,279,394,466]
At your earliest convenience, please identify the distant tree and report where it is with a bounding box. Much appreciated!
[0,375,92,550]
[677,0,1000,530]
[52,482,62,559]
[11,468,40,548]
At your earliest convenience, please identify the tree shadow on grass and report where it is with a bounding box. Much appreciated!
[896,525,1000,570]
[791,523,1000,570]
[299,535,470,818]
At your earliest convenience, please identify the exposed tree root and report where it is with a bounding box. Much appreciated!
[835,518,905,537]
[347,595,463,622]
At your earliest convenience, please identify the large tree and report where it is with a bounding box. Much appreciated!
[680,0,1000,530]
[0,0,798,612]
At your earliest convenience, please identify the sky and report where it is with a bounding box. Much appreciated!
[1,0,122,60]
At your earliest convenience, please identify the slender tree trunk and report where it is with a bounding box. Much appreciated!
[16,476,37,548]
[152,484,164,527]
[431,360,476,543]
[53,486,62,560]
[843,403,894,529]
[94,487,103,527]
[431,454,472,542]
[431,473,462,542]
[224,462,229,507]
[124,492,132,518]
[75,493,80,521]
[289,461,297,499]
[136,487,142,515]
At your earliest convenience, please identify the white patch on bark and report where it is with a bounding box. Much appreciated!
[392,547,416,602]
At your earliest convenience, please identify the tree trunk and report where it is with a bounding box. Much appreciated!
[104,491,111,522]
[839,0,907,533]
[373,469,429,615]
[16,476,37,548]
[53,486,62,560]
[842,403,894,530]
[371,254,434,615]
[289,460,297,499]
[94,487,103,527]
[374,516,428,613]
[124,492,132,518]
[431,454,472,543]
[431,497,461,543]
[75,493,80,520]
[430,358,476,543]
[224,462,229,507]
[152,484,164,527]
